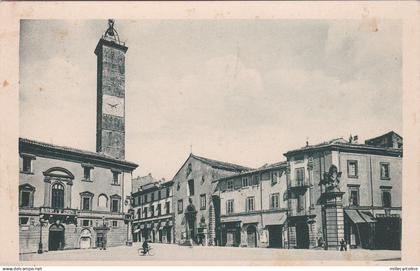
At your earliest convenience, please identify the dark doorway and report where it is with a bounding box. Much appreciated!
[246,225,257,248]
[48,224,65,251]
[374,217,401,250]
[166,227,172,243]
[296,223,309,249]
[212,195,221,246]
[96,232,107,248]
[186,214,196,242]
[267,225,282,248]
[158,229,163,243]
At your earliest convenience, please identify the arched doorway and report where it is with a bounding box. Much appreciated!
[185,198,197,243]
[80,228,92,249]
[49,223,65,251]
[246,225,257,248]
[296,222,309,249]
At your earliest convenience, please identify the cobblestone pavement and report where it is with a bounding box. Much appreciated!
[20,243,401,263]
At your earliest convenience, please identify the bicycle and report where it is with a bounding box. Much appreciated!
[138,246,154,256]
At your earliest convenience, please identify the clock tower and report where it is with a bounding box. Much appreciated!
[95,19,128,160]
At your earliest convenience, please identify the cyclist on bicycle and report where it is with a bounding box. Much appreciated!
[141,239,150,255]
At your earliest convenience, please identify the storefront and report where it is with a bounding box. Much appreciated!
[344,209,376,249]
[374,214,401,250]
[220,221,241,247]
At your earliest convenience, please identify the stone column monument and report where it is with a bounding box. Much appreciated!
[320,165,345,250]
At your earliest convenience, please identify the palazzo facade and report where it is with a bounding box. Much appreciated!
[131,177,175,244]
[283,132,402,250]
[215,162,288,248]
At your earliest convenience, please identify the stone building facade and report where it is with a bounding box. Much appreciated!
[19,139,137,253]
[131,176,174,244]
[19,20,138,254]
[214,162,288,248]
[172,154,251,246]
[283,132,402,250]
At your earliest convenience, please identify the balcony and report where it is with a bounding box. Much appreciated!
[288,209,316,220]
[40,207,77,216]
[39,207,78,224]
[288,180,311,190]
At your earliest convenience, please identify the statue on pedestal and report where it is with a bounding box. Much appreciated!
[321,165,342,193]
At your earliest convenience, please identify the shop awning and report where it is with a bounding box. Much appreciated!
[359,211,376,223]
[345,209,376,224]
[263,212,287,226]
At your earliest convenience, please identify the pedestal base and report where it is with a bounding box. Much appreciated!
[322,191,345,250]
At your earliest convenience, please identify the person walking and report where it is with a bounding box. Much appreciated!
[340,239,347,251]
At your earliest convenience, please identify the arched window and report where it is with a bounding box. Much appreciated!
[98,194,108,208]
[51,183,64,209]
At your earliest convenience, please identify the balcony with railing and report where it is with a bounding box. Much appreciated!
[288,208,315,218]
[287,179,311,190]
[39,206,78,224]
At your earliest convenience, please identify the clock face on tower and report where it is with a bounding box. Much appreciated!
[102,94,124,117]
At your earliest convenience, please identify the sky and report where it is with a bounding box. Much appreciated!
[20,19,402,180]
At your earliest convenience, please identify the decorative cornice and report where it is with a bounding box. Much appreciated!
[43,167,75,180]
[19,138,138,172]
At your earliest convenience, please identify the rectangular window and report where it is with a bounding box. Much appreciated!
[227,180,234,191]
[143,207,148,218]
[347,160,358,178]
[296,167,305,185]
[226,200,234,214]
[166,188,170,198]
[82,220,91,227]
[252,174,260,185]
[137,208,141,219]
[200,194,206,210]
[150,205,155,217]
[21,191,30,207]
[382,190,392,207]
[112,171,120,185]
[242,177,249,187]
[380,163,390,179]
[19,217,29,225]
[165,201,170,214]
[158,190,162,200]
[188,179,195,196]
[82,197,91,211]
[151,192,155,202]
[111,199,119,212]
[246,197,255,212]
[271,172,279,185]
[349,188,359,206]
[157,204,161,216]
[178,199,183,214]
[83,167,91,181]
[22,157,32,173]
[112,220,118,227]
[270,193,280,209]
[297,193,304,211]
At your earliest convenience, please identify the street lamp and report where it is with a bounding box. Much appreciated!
[126,208,134,246]
[37,212,45,254]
